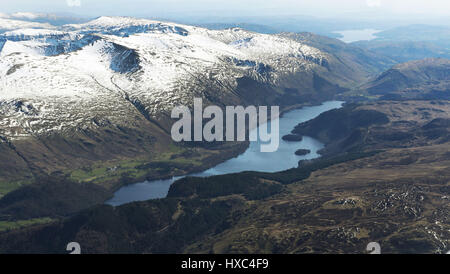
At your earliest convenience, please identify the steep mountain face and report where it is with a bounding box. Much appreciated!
[359,58,450,100]
[373,25,450,45]
[0,16,332,139]
[0,16,386,196]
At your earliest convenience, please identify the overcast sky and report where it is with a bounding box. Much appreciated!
[1,0,450,19]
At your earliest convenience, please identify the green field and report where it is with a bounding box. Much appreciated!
[0,217,55,232]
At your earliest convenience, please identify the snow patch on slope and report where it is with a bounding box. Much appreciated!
[0,16,329,139]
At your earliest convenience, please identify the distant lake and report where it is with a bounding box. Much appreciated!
[106,101,344,206]
[334,29,382,43]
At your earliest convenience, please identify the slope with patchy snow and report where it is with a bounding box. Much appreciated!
[0,16,332,141]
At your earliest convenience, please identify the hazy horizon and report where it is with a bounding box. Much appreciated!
[1,0,450,23]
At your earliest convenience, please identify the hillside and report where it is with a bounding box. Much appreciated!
[0,100,448,254]
[357,58,450,100]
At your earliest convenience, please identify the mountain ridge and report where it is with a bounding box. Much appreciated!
[0,16,396,202]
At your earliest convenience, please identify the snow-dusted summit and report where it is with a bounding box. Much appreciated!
[0,16,329,141]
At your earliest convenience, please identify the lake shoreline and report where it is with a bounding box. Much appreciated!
[107,100,344,206]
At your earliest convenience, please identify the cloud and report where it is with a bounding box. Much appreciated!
[366,0,381,8]
[66,0,82,7]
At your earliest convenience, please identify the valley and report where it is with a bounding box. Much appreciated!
[0,14,449,254]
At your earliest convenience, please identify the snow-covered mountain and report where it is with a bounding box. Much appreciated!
[0,16,391,186]
[0,16,331,141]
[0,12,89,26]
[0,17,55,33]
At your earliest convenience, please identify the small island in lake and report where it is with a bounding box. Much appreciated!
[282,134,303,142]
[295,149,311,156]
